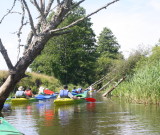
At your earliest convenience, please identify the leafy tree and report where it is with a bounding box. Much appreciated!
[0,0,119,111]
[96,27,122,77]
[31,7,97,85]
[97,27,120,56]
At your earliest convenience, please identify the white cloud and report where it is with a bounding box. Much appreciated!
[149,0,160,11]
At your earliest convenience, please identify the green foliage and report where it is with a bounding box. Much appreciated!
[95,27,123,78]
[97,27,120,56]
[0,71,62,94]
[19,72,62,93]
[31,6,97,85]
[112,45,160,104]
[0,70,8,86]
[149,46,160,61]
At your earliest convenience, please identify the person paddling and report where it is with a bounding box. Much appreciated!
[76,88,83,93]
[57,85,79,99]
[15,86,26,98]
[24,87,34,97]
[72,87,77,93]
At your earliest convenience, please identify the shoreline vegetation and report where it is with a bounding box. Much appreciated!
[113,58,160,105]
[1,46,160,105]
[111,46,160,105]
[0,71,62,95]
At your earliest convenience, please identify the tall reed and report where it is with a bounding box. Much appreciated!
[114,59,160,104]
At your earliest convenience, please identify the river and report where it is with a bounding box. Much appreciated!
[2,93,160,135]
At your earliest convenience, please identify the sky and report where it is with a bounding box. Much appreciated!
[1,0,160,70]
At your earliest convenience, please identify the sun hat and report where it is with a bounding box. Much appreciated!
[18,86,24,91]
[39,86,44,91]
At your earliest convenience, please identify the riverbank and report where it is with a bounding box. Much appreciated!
[112,46,160,104]
[0,71,62,94]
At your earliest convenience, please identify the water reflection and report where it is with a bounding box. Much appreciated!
[36,99,55,126]
[56,105,74,126]
[86,103,96,112]
[1,95,160,135]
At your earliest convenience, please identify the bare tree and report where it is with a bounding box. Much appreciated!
[0,0,119,111]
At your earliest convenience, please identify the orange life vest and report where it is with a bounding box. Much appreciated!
[25,90,32,96]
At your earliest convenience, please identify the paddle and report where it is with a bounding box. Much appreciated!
[85,98,96,102]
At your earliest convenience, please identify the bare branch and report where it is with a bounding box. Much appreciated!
[63,0,85,20]
[0,0,17,24]
[25,15,45,47]
[72,0,85,9]
[45,0,54,17]
[17,0,26,45]
[22,0,37,35]
[57,0,60,5]
[32,0,45,18]
[40,0,45,13]
[48,0,72,30]
[50,29,72,36]
[26,31,33,46]
[8,11,22,15]
[0,39,14,70]
[50,0,119,33]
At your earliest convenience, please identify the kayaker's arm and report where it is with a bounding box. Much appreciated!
[68,92,74,98]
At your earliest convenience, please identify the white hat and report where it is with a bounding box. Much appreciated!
[18,86,24,91]
[39,86,44,91]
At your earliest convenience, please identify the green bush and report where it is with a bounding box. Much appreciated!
[0,71,62,94]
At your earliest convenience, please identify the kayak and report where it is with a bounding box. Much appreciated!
[71,92,78,95]
[54,98,86,105]
[0,117,24,135]
[11,98,38,105]
[54,91,88,105]
[5,98,11,103]
[75,91,88,98]
[35,94,57,100]
[2,104,11,112]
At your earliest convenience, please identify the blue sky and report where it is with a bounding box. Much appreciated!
[1,0,160,70]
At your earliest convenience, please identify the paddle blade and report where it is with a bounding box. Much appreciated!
[85,98,96,102]
[44,90,54,95]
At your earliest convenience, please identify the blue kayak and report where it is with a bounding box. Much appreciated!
[35,94,57,99]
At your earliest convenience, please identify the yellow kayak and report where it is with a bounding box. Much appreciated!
[54,98,85,105]
[11,98,37,105]
[54,91,88,105]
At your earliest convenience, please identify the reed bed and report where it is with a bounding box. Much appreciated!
[113,59,160,104]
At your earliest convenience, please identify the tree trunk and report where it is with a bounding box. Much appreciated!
[0,35,50,111]
[0,75,20,111]
[102,76,125,97]
[97,77,115,92]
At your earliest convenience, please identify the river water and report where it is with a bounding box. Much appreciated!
[2,93,160,135]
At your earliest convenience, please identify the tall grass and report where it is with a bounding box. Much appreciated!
[113,54,160,104]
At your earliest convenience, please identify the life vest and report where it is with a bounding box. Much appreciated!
[60,90,69,98]
[72,89,77,93]
[25,90,32,96]
[77,88,82,93]
[15,91,25,97]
